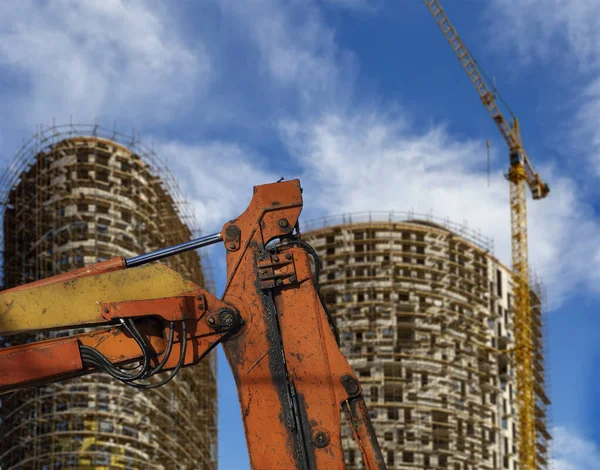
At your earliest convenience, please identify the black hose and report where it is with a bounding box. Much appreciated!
[142,321,175,378]
[80,318,183,388]
[80,319,151,381]
[129,319,187,389]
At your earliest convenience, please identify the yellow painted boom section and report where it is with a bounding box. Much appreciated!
[0,264,198,335]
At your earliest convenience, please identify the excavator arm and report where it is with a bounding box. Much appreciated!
[0,257,233,392]
[0,179,386,470]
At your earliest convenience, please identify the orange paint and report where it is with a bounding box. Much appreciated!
[0,179,386,469]
[222,180,386,469]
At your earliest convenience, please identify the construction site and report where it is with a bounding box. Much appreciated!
[0,124,217,469]
[0,1,557,469]
[303,214,551,470]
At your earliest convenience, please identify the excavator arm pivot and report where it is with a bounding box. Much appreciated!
[0,179,386,470]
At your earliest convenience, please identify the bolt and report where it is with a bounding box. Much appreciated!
[272,255,279,262]
[285,253,292,260]
[289,276,296,283]
[225,225,240,238]
[229,243,236,250]
[196,296,203,301]
[278,218,289,228]
[312,431,330,448]
[341,375,360,396]
[207,317,216,326]
[276,279,283,286]
[104,308,110,314]
[218,309,235,327]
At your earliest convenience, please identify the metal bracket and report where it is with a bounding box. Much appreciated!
[225,223,241,252]
[205,307,243,332]
[256,252,298,289]
[341,374,360,397]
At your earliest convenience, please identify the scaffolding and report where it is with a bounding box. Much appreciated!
[304,216,550,470]
[530,274,552,469]
[0,124,217,469]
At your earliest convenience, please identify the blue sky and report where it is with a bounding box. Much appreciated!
[1,1,600,469]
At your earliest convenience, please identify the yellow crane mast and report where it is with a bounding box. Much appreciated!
[423,1,550,469]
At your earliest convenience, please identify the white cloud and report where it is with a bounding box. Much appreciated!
[488,0,600,69]
[488,0,600,174]
[215,0,356,111]
[574,78,600,173]
[155,141,278,234]
[551,426,600,470]
[280,111,600,305]
[0,0,595,309]
[0,0,207,127]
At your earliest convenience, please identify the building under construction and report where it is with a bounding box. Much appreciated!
[304,213,551,470]
[0,124,217,469]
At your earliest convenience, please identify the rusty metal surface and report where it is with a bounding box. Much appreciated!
[343,398,387,470]
[256,252,299,289]
[274,245,355,468]
[0,338,83,390]
[0,321,164,392]
[102,296,205,322]
[221,180,386,469]
[221,180,305,469]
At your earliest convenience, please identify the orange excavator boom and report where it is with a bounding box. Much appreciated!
[0,179,386,470]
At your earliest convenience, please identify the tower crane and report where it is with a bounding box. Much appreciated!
[423,1,550,469]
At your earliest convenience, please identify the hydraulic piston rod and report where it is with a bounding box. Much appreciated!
[125,232,223,268]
